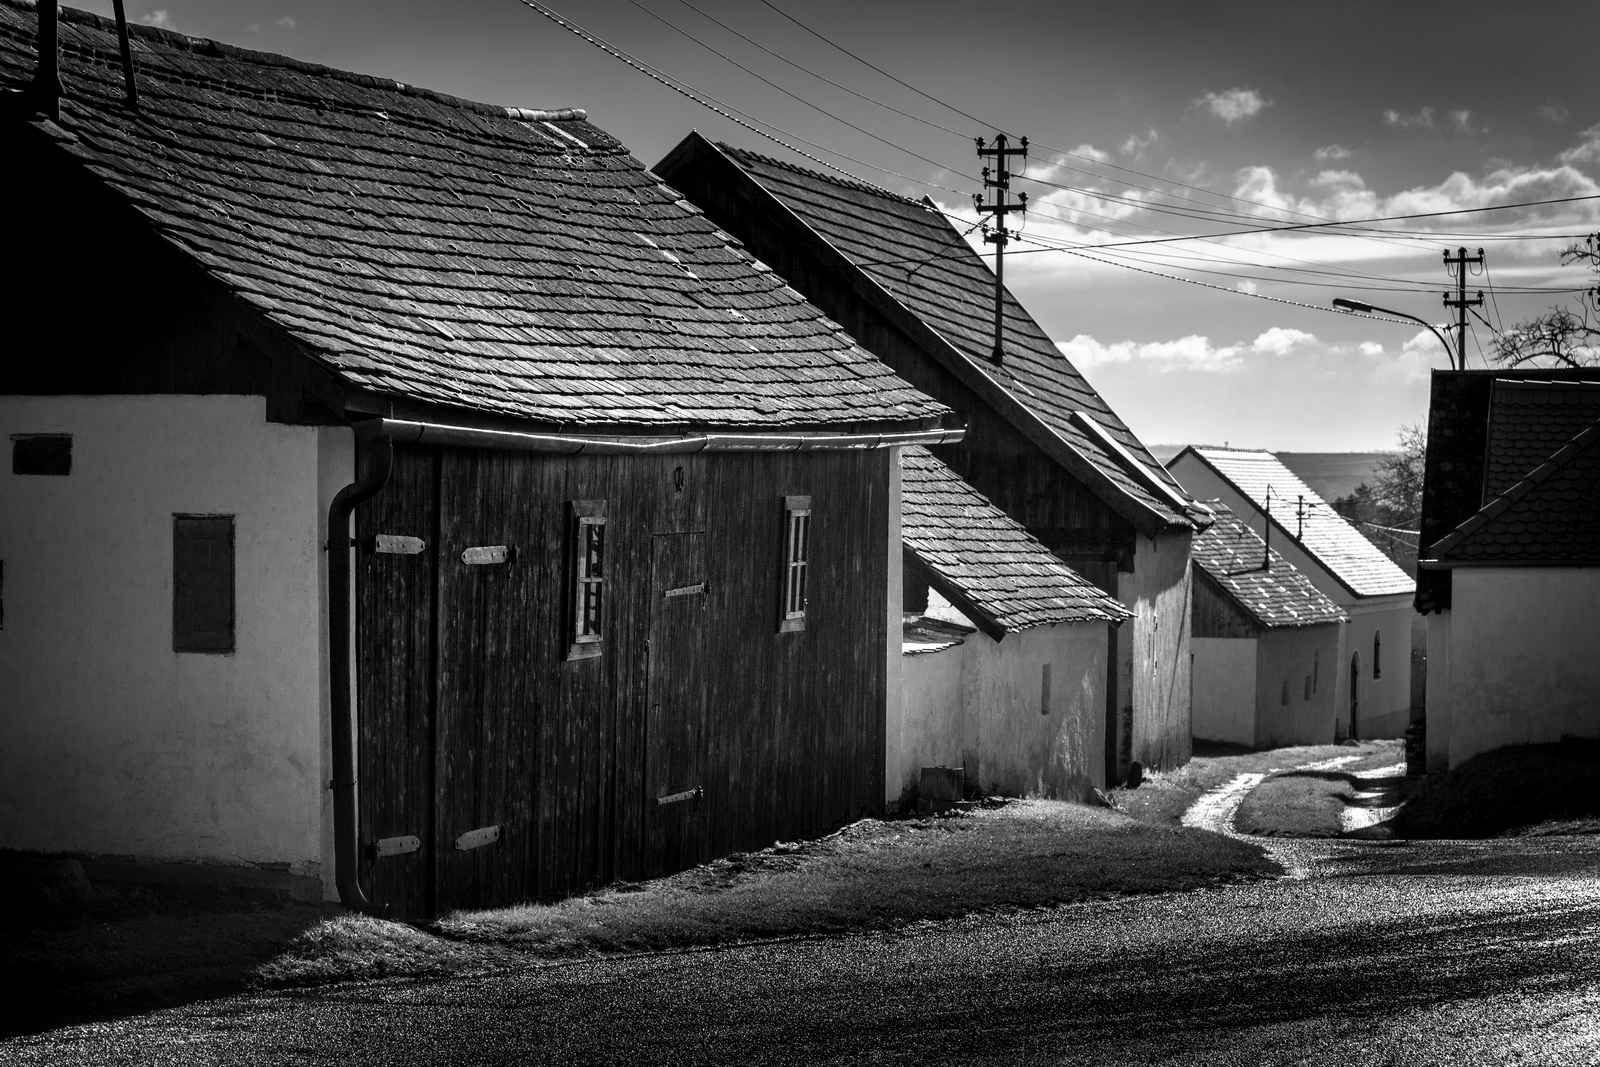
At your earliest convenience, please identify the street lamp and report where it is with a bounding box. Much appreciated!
[1331,297,1461,371]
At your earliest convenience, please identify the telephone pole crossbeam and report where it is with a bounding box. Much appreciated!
[975,134,1028,363]
[1442,246,1485,371]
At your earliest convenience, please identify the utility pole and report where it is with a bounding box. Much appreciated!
[1442,247,1484,371]
[975,134,1028,363]
[1261,485,1272,570]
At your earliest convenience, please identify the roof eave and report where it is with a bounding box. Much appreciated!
[667,134,1188,537]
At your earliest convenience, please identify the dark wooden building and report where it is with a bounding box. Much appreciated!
[657,135,1205,777]
[0,3,957,918]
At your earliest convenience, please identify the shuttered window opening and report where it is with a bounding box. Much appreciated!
[11,434,72,476]
[779,495,811,633]
[173,515,235,653]
[568,500,606,660]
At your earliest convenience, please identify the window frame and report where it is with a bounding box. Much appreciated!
[778,495,811,633]
[566,500,607,661]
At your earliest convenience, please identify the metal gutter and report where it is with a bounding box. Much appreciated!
[326,433,393,917]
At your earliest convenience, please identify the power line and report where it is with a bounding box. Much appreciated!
[755,0,994,131]
[621,0,971,181]
[664,0,969,139]
[1000,194,1600,254]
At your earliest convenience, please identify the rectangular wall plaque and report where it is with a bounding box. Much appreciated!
[663,582,707,599]
[461,545,513,565]
[372,835,421,858]
[372,534,426,555]
[656,787,702,806]
[454,825,501,851]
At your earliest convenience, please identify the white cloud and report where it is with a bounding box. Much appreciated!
[1251,327,1315,356]
[1193,88,1269,124]
[1403,330,1447,358]
[1314,144,1353,161]
[140,9,176,29]
[1236,280,1259,295]
[1056,328,1321,374]
[1359,342,1384,356]
[247,22,261,31]
[1067,142,1110,163]
[1383,106,1434,129]
[277,15,297,29]
[1449,109,1475,134]
[1537,103,1569,124]
[1121,129,1159,156]
[1559,123,1600,167]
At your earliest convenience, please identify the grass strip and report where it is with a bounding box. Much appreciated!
[1115,740,1400,827]
[257,801,1275,989]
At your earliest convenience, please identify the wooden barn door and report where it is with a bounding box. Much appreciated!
[646,531,709,874]
[355,445,439,921]
[433,448,542,913]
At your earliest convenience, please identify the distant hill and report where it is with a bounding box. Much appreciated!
[1151,446,1393,503]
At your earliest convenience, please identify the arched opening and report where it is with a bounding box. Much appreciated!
[1373,631,1382,679]
[1349,652,1361,741]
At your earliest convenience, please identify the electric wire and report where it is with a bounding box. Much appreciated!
[621,0,972,182]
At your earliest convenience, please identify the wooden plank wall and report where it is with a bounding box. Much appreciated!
[356,445,886,916]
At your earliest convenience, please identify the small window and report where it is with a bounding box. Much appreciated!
[1373,632,1382,679]
[567,500,606,660]
[1304,675,1312,701]
[1040,663,1053,716]
[779,495,810,633]
[12,434,72,476]
[173,515,234,653]
[1313,650,1320,693]
[1281,679,1289,706]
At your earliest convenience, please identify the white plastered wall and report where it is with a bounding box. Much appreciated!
[899,610,1107,802]
[1340,597,1412,740]
[0,395,348,893]
[1191,637,1256,746]
[1445,567,1600,766]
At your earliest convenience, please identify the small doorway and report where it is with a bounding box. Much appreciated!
[647,531,708,875]
[1349,652,1361,741]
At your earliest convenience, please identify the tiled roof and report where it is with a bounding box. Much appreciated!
[1426,419,1600,565]
[1482,380,1600,499]
[0,4,949,432]
[900,445,1131,633]
[1176,447,1414,598]
[1190,502,1346,628]
[707,144,1196,527]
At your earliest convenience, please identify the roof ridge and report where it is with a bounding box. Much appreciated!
[1425,416,1600,561]
[716,140,929,211]
[15,1,588,126]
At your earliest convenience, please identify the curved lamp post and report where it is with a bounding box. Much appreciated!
[1332,297,1460,371]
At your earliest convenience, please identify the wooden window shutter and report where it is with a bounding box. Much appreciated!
[779,495,811,633]
[567,500,606,660]
[173,515,235,653]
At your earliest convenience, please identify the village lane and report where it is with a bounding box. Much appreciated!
[4,835,1598,1066]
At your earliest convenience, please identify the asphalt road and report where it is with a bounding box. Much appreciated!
[4,835,1598,1066]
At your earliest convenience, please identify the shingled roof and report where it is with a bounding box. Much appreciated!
[1172,447,1414,599]
[1481,379,1600,499]
[1191,502,1346,629]
[1423,417,1600,567]
[900,446,1131,637]
[0,3,951,433]
[657,136,1198,530]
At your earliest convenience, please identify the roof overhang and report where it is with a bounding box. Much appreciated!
[658,132,1189,537]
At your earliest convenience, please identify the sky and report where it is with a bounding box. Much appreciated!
[76,0,1600,450]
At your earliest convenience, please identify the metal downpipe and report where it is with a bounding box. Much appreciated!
[327,428,393,917]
